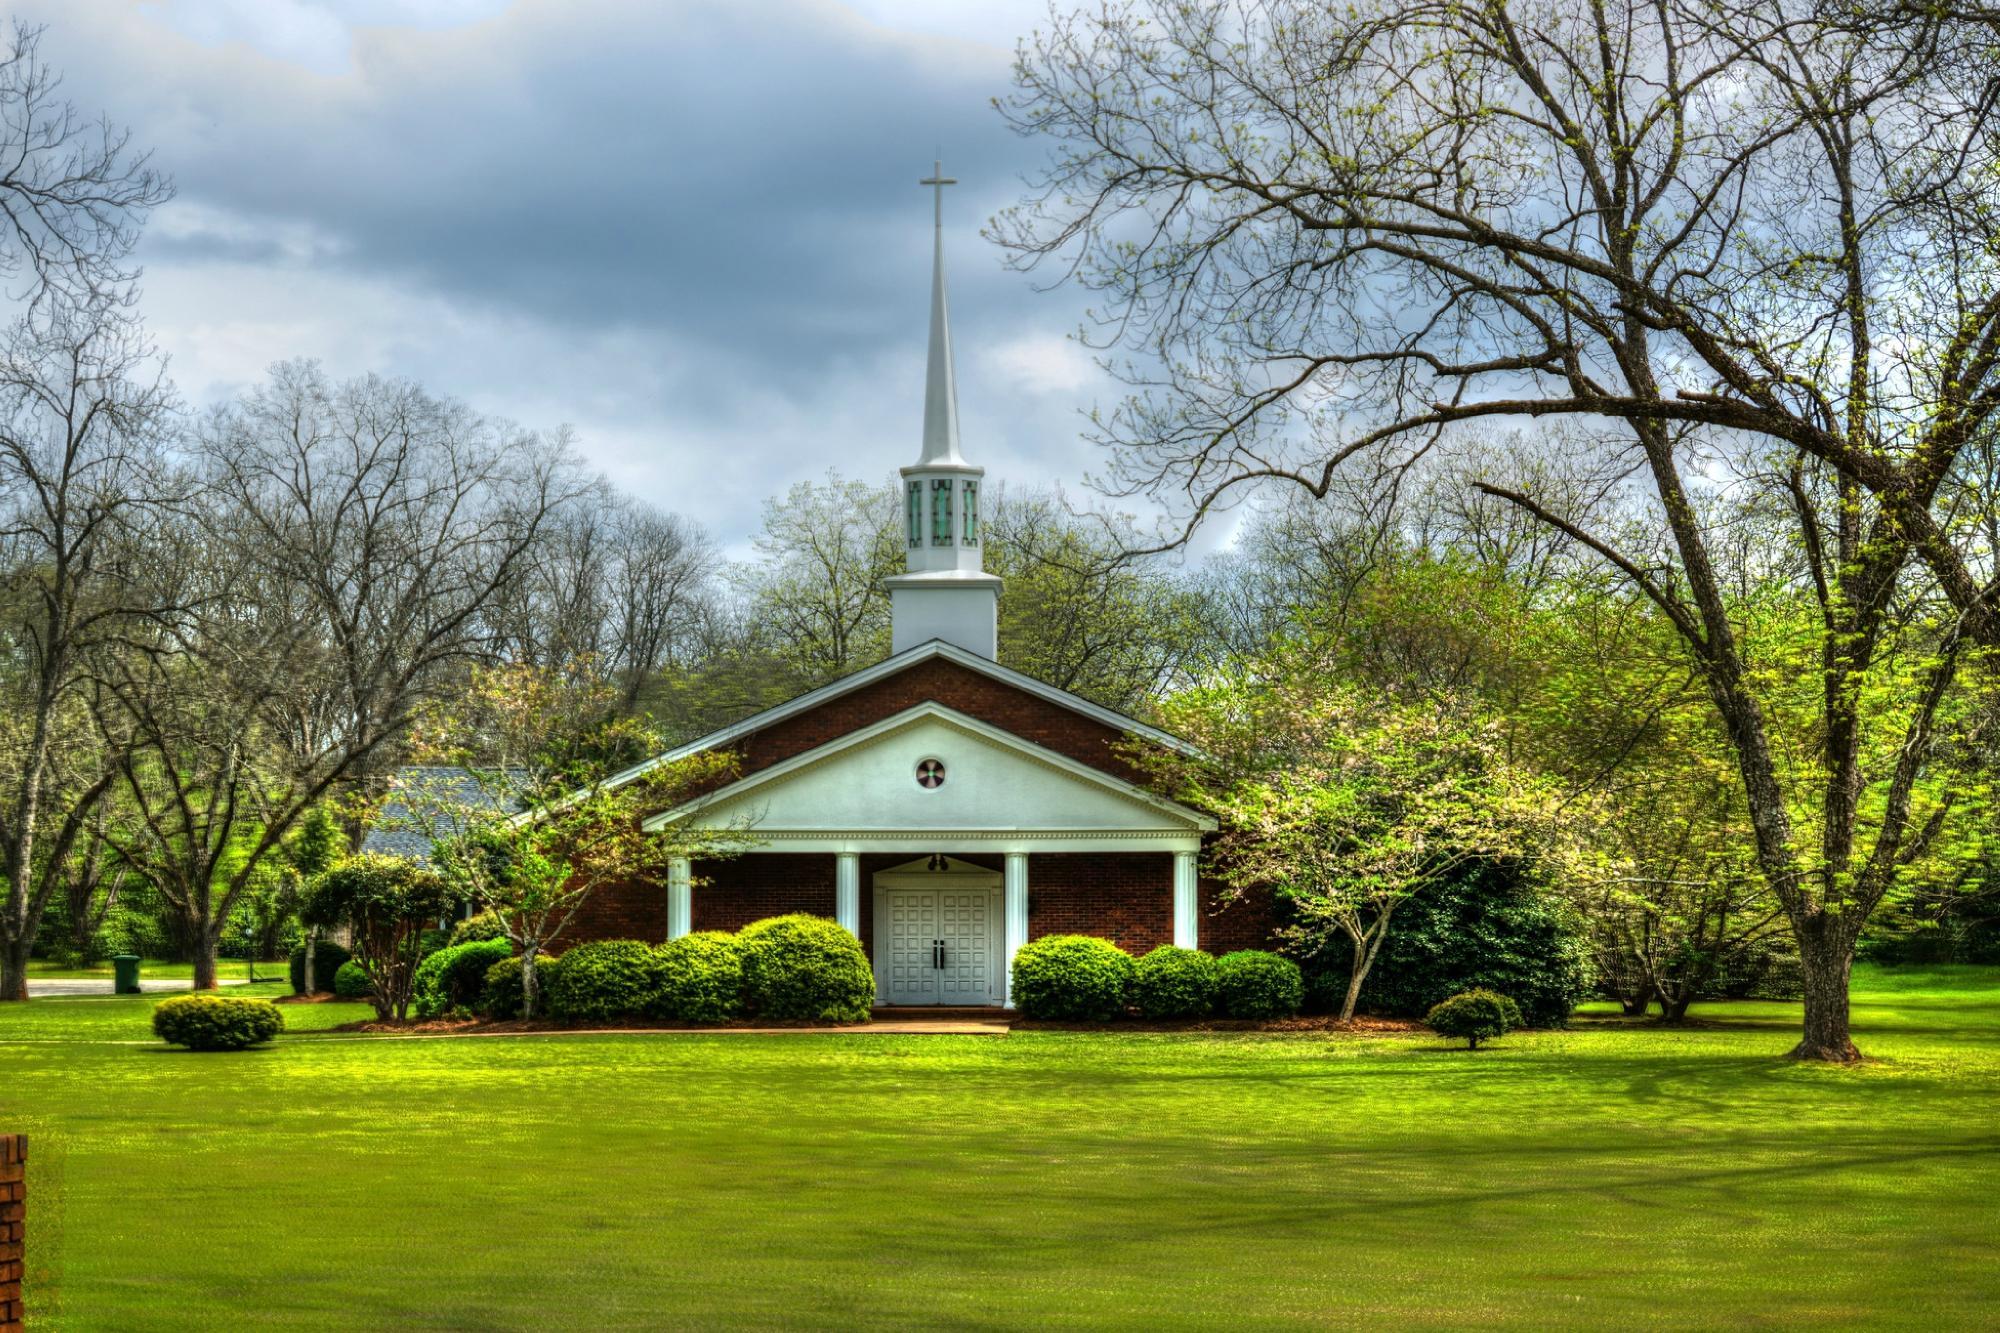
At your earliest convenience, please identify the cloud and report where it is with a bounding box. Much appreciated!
[19,0,1121,549]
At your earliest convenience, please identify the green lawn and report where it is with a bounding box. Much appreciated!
[3,966,1998,1329]
[25,957,280,982]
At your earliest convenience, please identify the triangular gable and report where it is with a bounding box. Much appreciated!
[644,702,1215,837]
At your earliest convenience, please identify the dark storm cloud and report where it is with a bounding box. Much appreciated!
[129,0,1031,380]
[9,0,1160,552]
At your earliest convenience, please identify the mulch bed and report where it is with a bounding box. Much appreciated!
[1011,1014,1423,1034]
[322,1013,1422,1036]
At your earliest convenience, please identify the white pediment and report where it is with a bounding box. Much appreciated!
[644,703,1213,850]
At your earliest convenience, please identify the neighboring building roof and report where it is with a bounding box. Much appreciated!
[360,765,520,862]
[600,638,1200,797]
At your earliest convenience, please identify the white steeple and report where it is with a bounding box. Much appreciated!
[886,159,1003,658]
[918,160,966,467]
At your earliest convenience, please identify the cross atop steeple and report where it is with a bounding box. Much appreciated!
[920,159,956,227]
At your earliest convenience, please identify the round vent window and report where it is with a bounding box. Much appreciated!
[915,757,946,789]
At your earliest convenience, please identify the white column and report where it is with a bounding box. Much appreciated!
[667,856,692,940]
[835,852,861,937]
[1172,850,1199,950]
[1003,852,1029,1008]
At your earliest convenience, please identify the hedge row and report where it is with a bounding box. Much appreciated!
[1010,936,1304,1022]
[473,914,875,1025]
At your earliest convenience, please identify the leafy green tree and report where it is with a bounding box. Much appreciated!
[999,1,2000,1059]
[1151,648,1575,1021]
[400,663,751,1019]
[299,853,462,1021]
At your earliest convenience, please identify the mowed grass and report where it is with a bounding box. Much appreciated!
[24,958,277,981]
[3,967,1998,1330]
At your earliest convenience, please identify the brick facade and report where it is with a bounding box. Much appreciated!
[0,1134,22,1333]
[547,656,1286,969]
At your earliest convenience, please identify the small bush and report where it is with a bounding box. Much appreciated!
[545,940,663,1021]
[332,958,373,1000]
[1213,950,1303,1019]
[288,940,352,994]
[651,932,744,1023]
[737,914,875,1022]
[412,937,514,1019]
[1010,934,1135,1021]
[1427,989,1522,1049]
[153,994,284,1051]
[1131,946,1217,1020]
[477,952,566,1019]
[449,911,510,947]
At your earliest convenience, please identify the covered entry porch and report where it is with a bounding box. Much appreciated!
[657,843,1205,1007]
[640,698,1220,1007]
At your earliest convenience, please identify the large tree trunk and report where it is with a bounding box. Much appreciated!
[0,936,28,1001]
[191,924,220,992]
[1792,921,1860,1063]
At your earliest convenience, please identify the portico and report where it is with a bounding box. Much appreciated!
[647,700,1213,1006]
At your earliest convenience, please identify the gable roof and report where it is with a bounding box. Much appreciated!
[604,638,1198,795]
[642,700,1216,834]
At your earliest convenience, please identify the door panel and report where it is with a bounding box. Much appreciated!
[883,890,939,1006]
[937,891,994,1003]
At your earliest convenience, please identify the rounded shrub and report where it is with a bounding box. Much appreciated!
[1131,946,1217,1020]
[1427,988,1522,1049]
[737,914,875,1022]
[448,911,510,947]
[153,994,284,1051]
[287,940,352,994]
[544,940,663,1022]
[1213,950,1303,1019]
[1010,934,1135,1021]
[412,937,513,1019]
[332,958,373,1000]
[650,931,744,1023]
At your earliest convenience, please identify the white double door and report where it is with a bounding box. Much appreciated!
[877,882,1003,1006]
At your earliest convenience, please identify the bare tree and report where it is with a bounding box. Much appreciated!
[202,362,590,817]
[731,470,901,684]
[489,491,720,711]
[0,292,175,1000]
[1000,0,2000,1061]
[0,23,170,305]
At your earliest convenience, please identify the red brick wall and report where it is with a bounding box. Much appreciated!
[0,1134,22,1333]
[552,875,670,947]
[1027,852,1176,954]
[689,854,835,934]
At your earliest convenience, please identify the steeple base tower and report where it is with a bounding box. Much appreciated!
[886,570,1002,658]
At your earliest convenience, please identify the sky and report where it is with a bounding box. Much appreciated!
[16,0,1220,558]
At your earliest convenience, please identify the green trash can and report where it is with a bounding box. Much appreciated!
[112,954,142,994]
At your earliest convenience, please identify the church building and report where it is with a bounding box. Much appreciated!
[564,166,1275,1007]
